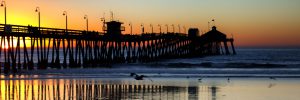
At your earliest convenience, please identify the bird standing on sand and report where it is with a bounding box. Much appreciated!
[269,77,276,80]
[227,78,230,83]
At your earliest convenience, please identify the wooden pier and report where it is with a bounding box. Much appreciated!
[0,21,235,74]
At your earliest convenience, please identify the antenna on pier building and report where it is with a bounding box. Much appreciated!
[212,19,216,26]
[110,11,114,21]
[208,21,210,31]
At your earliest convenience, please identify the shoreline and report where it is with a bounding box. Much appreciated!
[2,71,300,80]
[2,62,300,80]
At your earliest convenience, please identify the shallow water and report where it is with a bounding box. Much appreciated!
[1,77,300,100]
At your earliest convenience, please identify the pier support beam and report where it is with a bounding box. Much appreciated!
[223,41,230,55]
[230,39,236,55]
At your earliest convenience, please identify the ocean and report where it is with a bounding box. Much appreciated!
[10,47,299,77]
[1,48,300,100]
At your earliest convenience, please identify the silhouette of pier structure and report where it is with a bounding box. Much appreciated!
[0,20,235,74]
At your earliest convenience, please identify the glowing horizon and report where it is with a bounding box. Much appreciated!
[0,0,299,47]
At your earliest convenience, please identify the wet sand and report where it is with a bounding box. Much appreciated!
[1,75,300,100]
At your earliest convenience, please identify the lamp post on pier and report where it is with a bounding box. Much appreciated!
[158,24,161,33]
[1,0,7,73]
[129,23,132,35]
[178,24,181,33]
[165,24,168,33]
[183,26,186,34]
[150,24,153,33]
[1,0,6,25]
[84,15,88,32]
[35,7,40,30]
[171,24,175,33]
[63,11,68,34]
[141,24,144,34]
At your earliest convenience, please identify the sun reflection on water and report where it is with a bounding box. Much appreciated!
[0,76,300,100]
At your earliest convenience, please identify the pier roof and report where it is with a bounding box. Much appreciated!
[201,26,227,41]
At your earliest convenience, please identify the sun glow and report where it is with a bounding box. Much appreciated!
[0,38,26,49]
[0,0,298,47]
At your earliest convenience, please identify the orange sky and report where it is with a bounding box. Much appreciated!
[1,0,300,47]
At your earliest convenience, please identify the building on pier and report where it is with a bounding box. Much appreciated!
[104,21,125,39]
[200,26,236,55]
[188,28,200,39]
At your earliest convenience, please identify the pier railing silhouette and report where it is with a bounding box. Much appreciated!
[0,21,235,74]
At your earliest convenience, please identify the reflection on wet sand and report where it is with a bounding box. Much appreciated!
[2,77,300,100]
[0,79,218,100]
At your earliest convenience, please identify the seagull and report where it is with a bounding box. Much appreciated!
[227,78,230,82]
[269,77,276,80]
[130,73,153,82]
[198,78,202,82]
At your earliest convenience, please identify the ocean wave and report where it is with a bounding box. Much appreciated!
[145,62,294,68]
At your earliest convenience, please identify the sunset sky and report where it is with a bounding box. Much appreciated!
[1,0,300,47]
